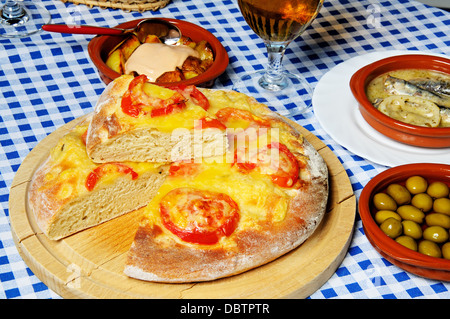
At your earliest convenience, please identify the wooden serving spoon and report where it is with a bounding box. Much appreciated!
[42,18,181,44]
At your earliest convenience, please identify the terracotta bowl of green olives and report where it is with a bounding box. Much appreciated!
[359,163,450,281]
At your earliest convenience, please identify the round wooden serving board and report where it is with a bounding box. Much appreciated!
[9,114,356,299]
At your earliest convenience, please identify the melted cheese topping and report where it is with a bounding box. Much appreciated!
[143,158,289,248]
[138,89,310,248]
[43,123,96,199]
[124,102,210,133]
[139,89,311,248]
[111,75,211,133]
[201,89,304,148]
[42,120,163,200]
[43,85,308,250]
[204,90,254,115]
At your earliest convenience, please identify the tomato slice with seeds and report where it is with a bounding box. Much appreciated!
[120,75,147,117]
[235,141,299,188]
[266,142,300,188]
[215,107,270,128]
[194,117,227,130]
[120,91,141,117]
[121,75,187,118]
[167,84,210,111]
[160,188,240,245]
[149,102,186,117]
[168,161,202,177]
[85,163,138,191]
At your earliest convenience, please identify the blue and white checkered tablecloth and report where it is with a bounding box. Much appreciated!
[1,0,449,299]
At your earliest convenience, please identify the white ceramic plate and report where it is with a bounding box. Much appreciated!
[415,0,450,9]
[312,50,450,167]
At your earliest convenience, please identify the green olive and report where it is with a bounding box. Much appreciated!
[427,181,450,198]
[418,240,442,258]
[374,176,450,260]
[380,218,402,239]
[442,242,450,260]
[386,183,411,205]
[405,176,428,194]
[395,235,418,251]
[411,193,433,212]
[402,220,422,240]
[373,193,397,211]
[425,213,450,229]
[423,226,449,243]
[374,210,402,224]
[433,197,450,216]
[397,205,425,224]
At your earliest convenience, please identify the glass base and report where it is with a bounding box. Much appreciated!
[232,70,313,118]
[0,1,51,38]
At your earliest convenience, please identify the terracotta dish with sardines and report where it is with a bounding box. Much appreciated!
[366,69,450,128]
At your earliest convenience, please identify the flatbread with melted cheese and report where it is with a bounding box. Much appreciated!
[124,89,329,282]
[28,78,328,282]
[86,74,228,163]
[29,117,168,240]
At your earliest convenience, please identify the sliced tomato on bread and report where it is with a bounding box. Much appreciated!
[235,141,300,188]
[121,75,187,118]
[85,163,138,191]
[159,187,240,245]
[168,84,210,111]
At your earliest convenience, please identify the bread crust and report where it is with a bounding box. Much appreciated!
[28,117,169,240]
[124,90,329,283]
[85,75,227,163]
[125,138,327,282]
[29,81,328,282]
[85,75,131,158]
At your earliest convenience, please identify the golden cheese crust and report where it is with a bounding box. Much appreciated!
[28,116,168,240]
[85,75,228,163]
[125,141,327,282]
[29,78,328,282]
[124,89,329,282]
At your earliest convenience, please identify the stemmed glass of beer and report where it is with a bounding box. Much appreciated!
[234,0,323,116]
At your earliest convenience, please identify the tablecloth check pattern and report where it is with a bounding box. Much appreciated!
[0,0,449,299]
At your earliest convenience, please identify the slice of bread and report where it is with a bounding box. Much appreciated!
[85,75,228,163]
[28,117,168,240]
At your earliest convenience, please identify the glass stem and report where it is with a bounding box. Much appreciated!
[259,42,289,91]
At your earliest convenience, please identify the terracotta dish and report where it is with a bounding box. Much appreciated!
[359,163,450,281]
[88,18,229,87]
[350,54,450,148]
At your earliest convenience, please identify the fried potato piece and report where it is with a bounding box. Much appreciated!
[120,34,141,60]
[194,40,214,73]
[106,49,125,73]
[156,69,185,83]
[194,40,214,61]
[178,35,196,49]
[181,56,204,79]
[105,34,140,72]
[144,34,162,44]
[106,33,214,83]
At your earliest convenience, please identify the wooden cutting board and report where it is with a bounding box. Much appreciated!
[9,114,356,299]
